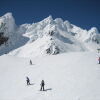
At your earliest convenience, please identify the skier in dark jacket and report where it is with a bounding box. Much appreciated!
[26,77,31,85]
[99,57,100,64]
[40,80,45,91]
[30,60,32,65]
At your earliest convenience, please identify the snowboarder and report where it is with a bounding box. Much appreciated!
[30,60,32,65]
[99,57,100,64]
[26,77,31,85]
[40,80,45,91]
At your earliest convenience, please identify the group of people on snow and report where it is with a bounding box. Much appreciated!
[26,77,45,91]
[27,57,100,92]
[27,60,45,91]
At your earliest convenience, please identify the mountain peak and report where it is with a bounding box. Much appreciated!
[43,15,53,24]
[0,12,16,39]
[46,15,53,20]
[3,12,13,18]
[89,27,99,34]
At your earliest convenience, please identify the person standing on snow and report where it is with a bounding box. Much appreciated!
[30,60,32,65]
[99,57,100,64]
[26,77,31,85]
[40,80,45,91]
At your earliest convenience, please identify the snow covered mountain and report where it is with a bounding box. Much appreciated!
[0,13,100,57]
[0,13,100,100]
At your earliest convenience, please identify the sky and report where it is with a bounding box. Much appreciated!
[0,0,100,31]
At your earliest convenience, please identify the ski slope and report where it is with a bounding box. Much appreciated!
[0,52,100,100]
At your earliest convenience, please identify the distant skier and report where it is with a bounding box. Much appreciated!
[30,60,32,65]
[99,57,100,64]
[26,77,31,85]
[40,80,45,91]
[97,48,100,53]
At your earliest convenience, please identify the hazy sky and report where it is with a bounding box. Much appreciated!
[0,0,100,31]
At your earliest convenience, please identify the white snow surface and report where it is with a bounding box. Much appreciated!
[0,13,100,57]
[0,52,100,100]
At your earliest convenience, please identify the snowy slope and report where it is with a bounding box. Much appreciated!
[0,13,100,57]
[0,52,100,100]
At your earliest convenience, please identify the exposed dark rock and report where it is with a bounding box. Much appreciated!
[0,32,8,45]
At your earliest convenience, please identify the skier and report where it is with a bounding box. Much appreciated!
[30,60,32,65]
[40,80,45,91]
[26,77,31,85]
[99,57,100,64]
[97,48,100,53]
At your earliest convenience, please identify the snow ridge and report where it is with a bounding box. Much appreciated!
[0,13,100,57]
